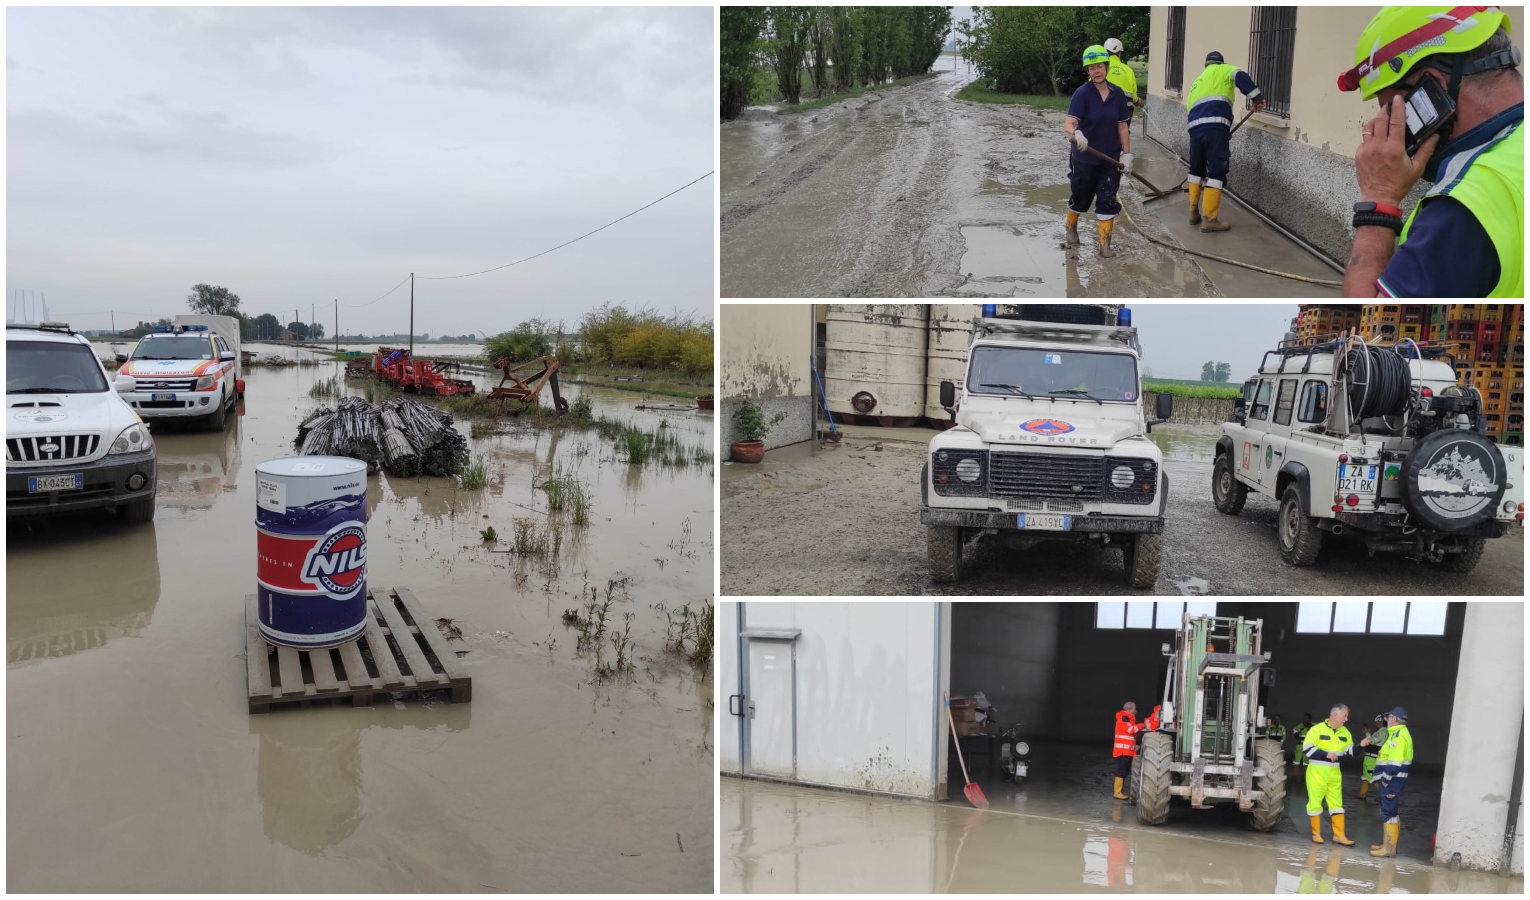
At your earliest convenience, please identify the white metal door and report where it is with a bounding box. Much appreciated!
[746,640,795,777]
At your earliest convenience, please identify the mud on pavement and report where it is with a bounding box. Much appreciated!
[721,68,1225,298]
[719,425,1523,596]
[7,352,714,892]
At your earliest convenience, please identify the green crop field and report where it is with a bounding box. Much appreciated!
[1142,379,1242,400]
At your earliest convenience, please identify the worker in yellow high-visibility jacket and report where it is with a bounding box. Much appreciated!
[1302,703,1357,845]
[1367,707,1414,858]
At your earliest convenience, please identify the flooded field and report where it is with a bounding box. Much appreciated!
[7,357,714,891]
[719,422,1523,596]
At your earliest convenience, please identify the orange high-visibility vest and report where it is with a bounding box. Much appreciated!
[1146,705,1162,731]
[1114,710,1141,757]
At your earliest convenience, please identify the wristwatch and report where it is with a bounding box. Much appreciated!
[1353,200,1405,234]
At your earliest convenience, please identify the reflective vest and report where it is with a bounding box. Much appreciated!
[1107,55,1137,104]
[1113,710,1141,757]
[1375,723,1414,783]
[1302,720,1354,766]
[1399,121,1523,298]
[1186,64,1238,128]
[1268,723,1287,743]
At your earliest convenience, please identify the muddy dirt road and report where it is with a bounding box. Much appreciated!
[8,355,713,892]
[722,777,1523,893]
[720,69,1340,298]
[719,424,1523,596]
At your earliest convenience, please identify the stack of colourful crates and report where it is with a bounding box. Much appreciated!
[1295,305,1362,344]
[1358,304,1427,343]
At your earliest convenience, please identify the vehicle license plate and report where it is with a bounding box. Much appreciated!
[1017,513,1069,531]
[151,393,177,401]
[1014,763,1028,777]
[1337,464,1378,493]
[29,473,84,492]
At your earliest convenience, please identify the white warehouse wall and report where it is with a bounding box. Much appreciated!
[1435,603,1524,874]
[719,601,742,773]
[728,602,948,799]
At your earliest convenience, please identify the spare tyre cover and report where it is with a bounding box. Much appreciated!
[1402,429,1507,532]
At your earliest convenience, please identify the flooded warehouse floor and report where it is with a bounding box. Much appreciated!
[721,777,1523,894]
[7,354,714,892]
[721,65,1340,299]
[719,423,1523,596]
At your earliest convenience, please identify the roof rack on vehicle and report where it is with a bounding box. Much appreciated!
[971,317,1141,354]
[6,322,77,335]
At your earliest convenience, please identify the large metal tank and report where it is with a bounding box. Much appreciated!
[926,304,980,425]
[825,305,929,424]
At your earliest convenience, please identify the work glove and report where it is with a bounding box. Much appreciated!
[1071,130,1089,152]
[1120,152,1135,175]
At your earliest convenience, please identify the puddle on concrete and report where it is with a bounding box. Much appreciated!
[723,777,1525,894]
[957,225,1066,296]
[1171,575,1211,596]
[8,349,713,892]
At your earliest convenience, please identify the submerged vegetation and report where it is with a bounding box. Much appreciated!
[457,451,492,490]
[664,598,715,670]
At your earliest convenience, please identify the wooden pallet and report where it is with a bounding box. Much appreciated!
[245,586,471,714]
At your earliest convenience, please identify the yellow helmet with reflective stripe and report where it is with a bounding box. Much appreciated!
[1340,5,1511,99]
[1082,45,1111,68]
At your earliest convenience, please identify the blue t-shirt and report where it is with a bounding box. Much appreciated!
[1068,81,1131,165]
[1375,197,1500,298]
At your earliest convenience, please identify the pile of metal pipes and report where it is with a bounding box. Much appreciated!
[295,396,468,477]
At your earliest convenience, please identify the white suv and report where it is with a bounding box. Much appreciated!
[6,324,157,524]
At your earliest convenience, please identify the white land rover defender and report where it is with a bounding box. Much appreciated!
[1213,337,1524,572]
[921,306,1173,588]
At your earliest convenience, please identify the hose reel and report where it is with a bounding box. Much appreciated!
[1345,343,1412,420]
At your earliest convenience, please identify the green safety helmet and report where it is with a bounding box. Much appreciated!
[1338,5,1514,99]
[1082,45,1111,68]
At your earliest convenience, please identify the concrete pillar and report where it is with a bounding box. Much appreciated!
[1435,603,1524,873]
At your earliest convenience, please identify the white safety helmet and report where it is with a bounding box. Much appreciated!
[1104,37,1124,55]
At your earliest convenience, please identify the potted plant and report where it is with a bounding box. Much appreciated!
[731,399,786,463]
[697,392,714,411]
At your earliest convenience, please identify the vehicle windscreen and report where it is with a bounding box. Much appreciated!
[6,340,110,394]
[132,335,212,360]
[967,346,1138,401]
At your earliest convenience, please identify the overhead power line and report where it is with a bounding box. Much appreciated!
[417,171,714,280]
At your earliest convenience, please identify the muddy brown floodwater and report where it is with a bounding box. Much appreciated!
[720,67,1340,298]
[722,778,1524,893]
[719,423,1523,596]
[8,352,714,892]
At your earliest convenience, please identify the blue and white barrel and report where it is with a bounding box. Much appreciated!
[255,456,369,649]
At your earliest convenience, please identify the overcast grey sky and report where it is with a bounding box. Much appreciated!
[1132,303,1300,381]
[7,7,713,336]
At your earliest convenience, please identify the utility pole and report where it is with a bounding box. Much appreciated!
[334,301,339,353]
[409,273,414,359]
[311,303,315,343]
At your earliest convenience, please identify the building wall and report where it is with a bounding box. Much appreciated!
[950,602,1060,735]
[719,304,815,452]
[726,601,948,799]
[719,601,743,773]
[1146,6,1525,263]
[1435,603,1525,874]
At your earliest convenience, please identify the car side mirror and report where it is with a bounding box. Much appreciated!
[940,380,956,410]
[1155,392,1173,420]
[1232,396,1247,422]
[115,378,135,393]
[219,351,235,361]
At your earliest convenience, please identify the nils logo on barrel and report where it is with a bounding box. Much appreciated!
[299,523,368,599]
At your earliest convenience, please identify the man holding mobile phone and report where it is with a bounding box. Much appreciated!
[1338,6,1522,298]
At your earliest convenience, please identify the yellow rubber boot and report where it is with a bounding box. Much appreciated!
[1113,776,1128,800]
[1371,821,1399,857]
[1099,217,1117,258]
[1188,182,1203,225]
[1310,815,1325,844]
[1331,812,1356,846]
[1357,780,1369,799]
[1066,210,1081,246]
[1200,187,1231,232]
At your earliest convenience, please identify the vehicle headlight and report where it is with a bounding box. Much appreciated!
[109,423,154,455]
[196,373,217,391]
[1111,465,1135,489]
[1015,741,1030,756]
[956,458,982,482]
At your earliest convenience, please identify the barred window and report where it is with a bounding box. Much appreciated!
[1166,7,1188,92]
[1247,7,1297,117]
[1096,602,1217,630]
[1296,602,1448,636]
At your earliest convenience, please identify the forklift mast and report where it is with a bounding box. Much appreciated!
[1160,615,1267,767]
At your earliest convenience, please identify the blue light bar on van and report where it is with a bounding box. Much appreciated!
[1118,307,1132,326]
[982,304,997,317]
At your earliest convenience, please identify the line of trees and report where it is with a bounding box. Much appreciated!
[485,303,712,377]
[964,6,1149,96]
[721,6,952,119]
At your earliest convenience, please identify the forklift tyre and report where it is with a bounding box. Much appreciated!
[1250,737,1287,832]
[1135,731,1172,826]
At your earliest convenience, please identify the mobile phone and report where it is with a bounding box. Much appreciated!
[1402,75,1455,157]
